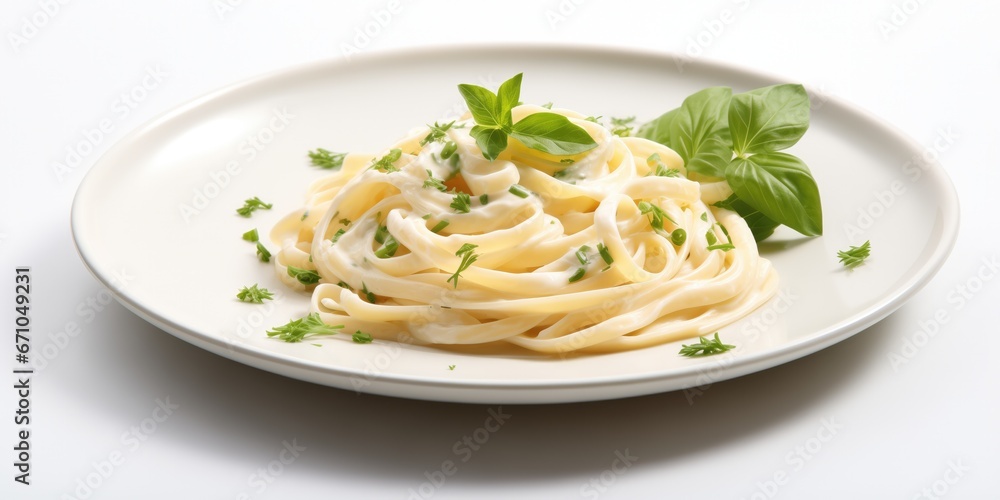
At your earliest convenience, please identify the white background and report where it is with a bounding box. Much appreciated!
[2,0,998,498]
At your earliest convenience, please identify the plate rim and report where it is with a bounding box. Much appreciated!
[70,43,961,402]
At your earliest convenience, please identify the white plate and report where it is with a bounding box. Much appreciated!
[71,46,959,404]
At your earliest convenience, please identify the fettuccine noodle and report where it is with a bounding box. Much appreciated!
[271,105,777,353]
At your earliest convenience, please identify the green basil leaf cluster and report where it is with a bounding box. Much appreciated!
[458,74,597,161]
[637,84,822,239]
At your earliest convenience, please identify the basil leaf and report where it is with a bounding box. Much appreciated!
[495,73,522,132]
[470,125,508,161]
[713,194,780,242]
[510,112,598,156]
[725,152,822,236]
[669,87,732,161]
[635,108,678,147]
[729,84,810,156]
[458,84,500,128]
[685,136,731,178]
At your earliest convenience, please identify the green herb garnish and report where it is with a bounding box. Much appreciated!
[637,201,675,231]
[424,169,448,191]
[458,73,597,161]
[374,233,399,258]
[568,267,586,283]
[508,184,530,198]
[706,223,735,251]
[597,243,614,266]
[637,84,821,240]
[647,153,680,177]
[370,148,402,173]
[610,116,635,137]
[838,240,871,269]
[242,228,259,242]
[331,228,346,244]
[236,197,272,217]
[679,333,735,357]
[256,242,271,262]
[267,313,343,343]
[421,121,455,145]
[287,266,321,285]
[361,282,377,303]
[236,284,274,304]
[308,148,347,170]
[352,331,374,344]
[575,245,591,265]
[430,219,450,233]
[447,243,479,288]
[479,194,489,205]
[450,192,472,213]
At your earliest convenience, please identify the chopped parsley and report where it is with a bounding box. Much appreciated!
[447,243,479,288]
[610,116,635,137]
[370,148,402,173]
[331,228,346,244]
[267,313,343,343]
[352,331,374,344]
[308,148,347,170]
[637,201,675,231]
[838,240,871,269]
[420,121,455,145]
[236,284,274,304]
[374,233,399,258]
[236,197,272,217]
[679,333,735,357]
[647,153,680,177]
[287,266,321,285]
[424,169,448,191]
[361,282,377,303]
[450,192,472,213]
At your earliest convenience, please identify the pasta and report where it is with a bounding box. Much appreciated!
[270,104,778,353]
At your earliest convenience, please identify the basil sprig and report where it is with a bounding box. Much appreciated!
[637,84,822,240]
[458,73,597,161]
